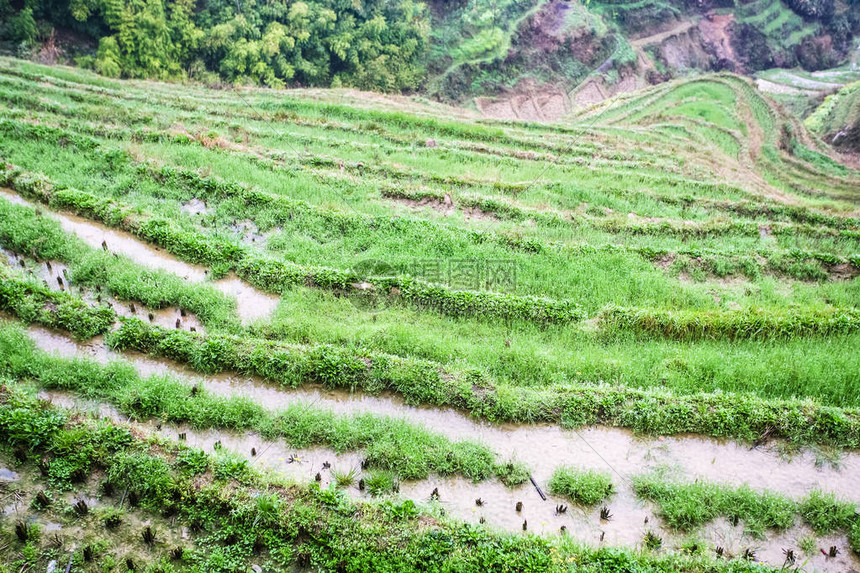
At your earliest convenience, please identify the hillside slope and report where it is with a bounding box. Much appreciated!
[1,0,857,108]
[430,0,860,110]
[806,79,860,152]
[1,57,860,571]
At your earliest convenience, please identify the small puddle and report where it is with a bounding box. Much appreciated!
[0,467,19,481]
[229,220,266,246]
[0,189,279,324]
[2,503,22,516]
[212,273,279,325]
[181,198,210,216]
[36,389,860,571]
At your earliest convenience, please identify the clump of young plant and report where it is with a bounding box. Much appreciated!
[494,460,530,487]
[799,490,858,534]
[798,535,817,555]
[365,471,399,496]
[331,467,358,488]
[253,492,283,527]
[548,466,613,505]
[97,507,124,529]
[643,530,662,551]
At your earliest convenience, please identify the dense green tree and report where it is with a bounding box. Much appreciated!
[1,0,429,90]
[2,6,38,43]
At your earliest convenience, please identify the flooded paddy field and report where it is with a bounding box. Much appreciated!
[2,59,860,572]
[0,189,279,325]
[25,324,860,571]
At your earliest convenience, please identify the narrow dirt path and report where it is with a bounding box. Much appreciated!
[630,19,696,48]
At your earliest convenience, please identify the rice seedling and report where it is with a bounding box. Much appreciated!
[32,490,51,509]
[73,498,89,516]
[15,520,34,541]
[548,466,613,506]
[141,526,156,546]
[643,531,663,550]
[332,467,358,488]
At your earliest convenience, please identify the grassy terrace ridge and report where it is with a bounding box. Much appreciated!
[3,162,860,340]
[0,163,586,326]
[4,118,860,284]
[2,57,860,570]
[1,271,859,449]
[0,382,791,573]
[0,323,528,485]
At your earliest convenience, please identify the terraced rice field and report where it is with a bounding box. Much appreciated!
[0,57,859,571]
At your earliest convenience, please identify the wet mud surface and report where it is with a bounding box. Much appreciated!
[22,324,860,570]
[0,189,279,324]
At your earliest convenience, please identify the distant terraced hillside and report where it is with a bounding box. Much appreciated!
[806,79,860,153]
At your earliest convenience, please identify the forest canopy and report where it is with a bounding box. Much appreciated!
[0,0,430,90]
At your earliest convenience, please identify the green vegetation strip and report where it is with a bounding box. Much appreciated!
[0,162,585,325]
[6,113,849,246]
[600,305,860,341]
[0,382,784,572]
[382,186,858,241]
[634,474,859,542]
[0,324,525,485]
[6,161,860,338]
[2,273,860,447]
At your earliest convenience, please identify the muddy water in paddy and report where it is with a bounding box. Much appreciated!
[24,324,860,500]
[1,249,206,333]
[0,188,208,282]
[211,272,279,324]
[38,389,860,571]
[0,189,279,324]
